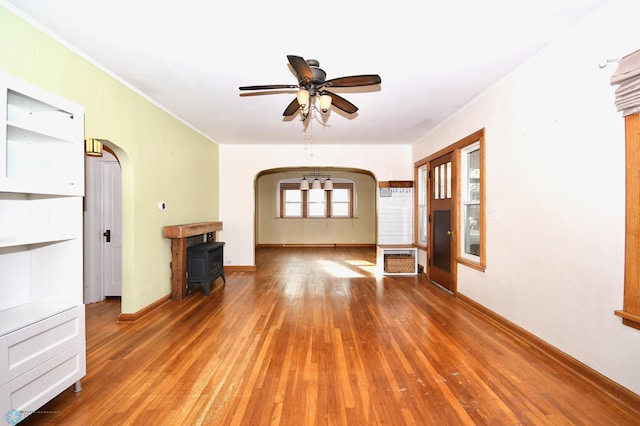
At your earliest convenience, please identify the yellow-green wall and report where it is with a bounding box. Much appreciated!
[0,7,220,314]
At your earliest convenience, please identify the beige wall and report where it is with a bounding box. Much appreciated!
[0,7,220,314]
[256,170,376,245]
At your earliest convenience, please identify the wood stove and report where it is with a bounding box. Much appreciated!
[186,241,225,296]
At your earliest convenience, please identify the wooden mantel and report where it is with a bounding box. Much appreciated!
[162,221,223,301]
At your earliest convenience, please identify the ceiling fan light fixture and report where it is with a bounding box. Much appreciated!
[239,55,381,122]
[319,94,332,113]
[296,89,309,110]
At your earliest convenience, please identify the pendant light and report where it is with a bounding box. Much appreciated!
[300,177,310,191]
[323,177,333,191]
[311,178,322,190]
[299,169,334,191]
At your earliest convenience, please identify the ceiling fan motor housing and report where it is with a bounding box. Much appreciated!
[303,59,326,93]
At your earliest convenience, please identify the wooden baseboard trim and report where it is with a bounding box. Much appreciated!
[456,292,640,413]
[257,243,376,249]
[118,295,171,323]
[224,265,256,272]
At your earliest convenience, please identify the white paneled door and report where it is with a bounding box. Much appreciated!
[101,160,122,297]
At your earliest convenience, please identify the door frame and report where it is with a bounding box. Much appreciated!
[415,128,486,296]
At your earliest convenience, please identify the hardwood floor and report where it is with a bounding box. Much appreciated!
[22,247,640,425]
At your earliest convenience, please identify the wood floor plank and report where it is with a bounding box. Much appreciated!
[19,247,640,425]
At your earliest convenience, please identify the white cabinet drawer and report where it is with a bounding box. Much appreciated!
[0,306,82,382]
[0,345,84,421]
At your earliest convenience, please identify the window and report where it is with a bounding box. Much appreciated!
[279,182,354,218]
[307,189,326,217]
[456,131,485,271]
[283,187,303,217]
[461,143,481,259]
[415,164,428,246]
[331,188,351,217]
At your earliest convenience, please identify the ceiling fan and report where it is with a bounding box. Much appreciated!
[239,55,381,120]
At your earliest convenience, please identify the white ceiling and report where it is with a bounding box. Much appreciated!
[3,0,607,145]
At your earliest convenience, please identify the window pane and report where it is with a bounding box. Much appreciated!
[418,166,428,245]
[434,165,440,199]
[467,149,480,202]
[332,188,349,202]
[285,189,302,202]
[285,203,302,217]
[283,189,302,217]
[446,161,452,199]
[418,205,427,243]
[308,189,324,202]
[440,163,446,199]
[418,167,427,204]
[308,203,326,216]
[308,189,326,217]
[332,203,349,216]
[464,203,480,256]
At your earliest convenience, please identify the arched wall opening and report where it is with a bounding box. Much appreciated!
[83,140,130,316]
[254,167,378,248]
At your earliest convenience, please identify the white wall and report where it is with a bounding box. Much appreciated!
[413,0,640,395]
[219,144,412,267]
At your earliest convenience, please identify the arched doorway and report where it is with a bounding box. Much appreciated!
[83,146,123,304]
[254,167,377,249]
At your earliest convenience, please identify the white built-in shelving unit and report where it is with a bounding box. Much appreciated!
[0,70,86,422]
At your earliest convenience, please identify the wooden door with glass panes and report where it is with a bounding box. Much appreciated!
[429,153,454,291]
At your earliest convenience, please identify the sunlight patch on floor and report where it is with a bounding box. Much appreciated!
[317,260,364,278]
[345,259,377,275]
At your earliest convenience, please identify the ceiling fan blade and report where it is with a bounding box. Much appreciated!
[239,84,298,90]
[287,55,313,85]
[283,97,300,116]
[323,74,382,88]
[322,90,358,114]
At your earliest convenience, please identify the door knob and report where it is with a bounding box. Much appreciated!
[103,229,111,242]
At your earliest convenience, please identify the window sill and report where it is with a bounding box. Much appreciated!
[457,257,486,272]
[277,217,356,219]
[614,310,640,331]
